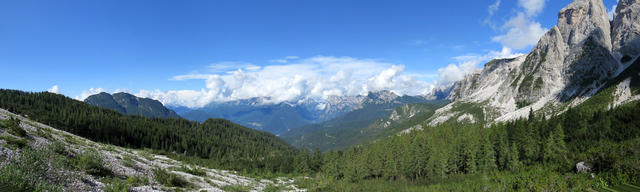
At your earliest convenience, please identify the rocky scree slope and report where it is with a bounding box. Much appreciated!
[0,108,303,192]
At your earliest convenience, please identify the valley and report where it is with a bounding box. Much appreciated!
[0,0,639,191]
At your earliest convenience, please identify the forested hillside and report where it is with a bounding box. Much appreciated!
[0,89,297,173]
[288,90,640,191]
[84,92,181,119]
[283,101,445,151]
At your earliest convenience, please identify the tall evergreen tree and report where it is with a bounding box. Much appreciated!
[507,142,522,171]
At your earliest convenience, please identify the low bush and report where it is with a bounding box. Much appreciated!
[1,118,27,137]
[73,150,112,177]
[153,168,190,188]
[0,135,28,149]
[178,165,207,176]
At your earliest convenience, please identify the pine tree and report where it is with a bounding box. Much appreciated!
[294,150,311,174]
[543,124,568,168]
[507,142,522,171]
[477,133,497,172]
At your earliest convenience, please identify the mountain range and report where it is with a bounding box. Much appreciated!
[176,90,436,135]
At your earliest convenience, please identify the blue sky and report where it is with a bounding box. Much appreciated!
[0,0,619,107]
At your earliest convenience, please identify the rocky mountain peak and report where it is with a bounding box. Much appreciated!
[427,0,636,125]
[365,90,399,104]
[558,0,612,51]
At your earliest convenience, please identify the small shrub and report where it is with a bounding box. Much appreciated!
[221,184,252,192]
[153,168,190,188]
[34,128,53,139]
[126,175,149,187]
[0,135,28,149]
[103,179,130,192]
[3,118,27,137]
[63,134,80,145]
[49,141,67,155]
[179,165,207,176]
[263,183,287,192]
[122,155,137,169]
[74,150,112,177]
[103,176,148,192]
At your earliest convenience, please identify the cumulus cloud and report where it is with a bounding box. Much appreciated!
[137,56,433,108]
[519,0,545,17]
[47,85,59,94]
[492,13,547,50]
[491,0,548,50]
[75,88,106,101]
[435,47,524,86]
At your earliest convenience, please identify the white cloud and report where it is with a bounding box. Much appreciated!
[518,0,545,17]
[136,56,434,108]
[269,56,301,63]
[607,0,619,21]
[75,88,106,101]
[435,47,524,86]
[492,12,547,50]
[208,61,260,73]
[489,0,547,50]
[47,85,59,94]
[484,0,501,29]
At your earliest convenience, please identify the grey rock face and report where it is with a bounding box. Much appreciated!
[612,0,640,58]
[432,0,630,123]
[558,0,612,51]
[554,0,616,101]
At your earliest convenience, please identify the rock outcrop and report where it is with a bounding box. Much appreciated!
[612,0,640,58]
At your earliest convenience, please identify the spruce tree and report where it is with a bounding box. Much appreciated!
[507,142,522,171]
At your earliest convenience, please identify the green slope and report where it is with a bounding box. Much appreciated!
[0,89,297,173]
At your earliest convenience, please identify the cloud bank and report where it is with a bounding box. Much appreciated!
[136,56,434,108]
[75,52,525,108]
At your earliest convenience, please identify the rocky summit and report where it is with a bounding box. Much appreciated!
[427,0,640,125]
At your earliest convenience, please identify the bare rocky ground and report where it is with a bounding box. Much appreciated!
[0,108,305,192]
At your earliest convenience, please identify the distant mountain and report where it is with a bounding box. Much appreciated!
[280,92,447,151]
[181,100,314,135]
[179,90,422,135]
[421,0,640,127]
[85,92,180,119]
